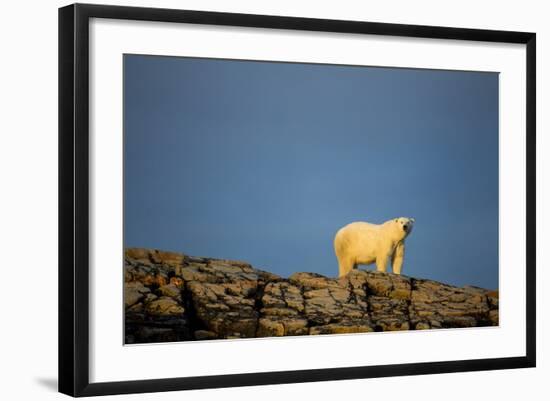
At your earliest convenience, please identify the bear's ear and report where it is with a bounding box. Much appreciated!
[395,219,398,222]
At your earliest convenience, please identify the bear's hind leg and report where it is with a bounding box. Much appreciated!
[338,257,355,277]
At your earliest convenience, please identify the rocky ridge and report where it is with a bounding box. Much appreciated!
[124,248,499,344]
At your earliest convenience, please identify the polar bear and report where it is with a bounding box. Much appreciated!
[334,217,415,277]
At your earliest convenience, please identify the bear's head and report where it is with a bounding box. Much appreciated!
[391,217,415,240]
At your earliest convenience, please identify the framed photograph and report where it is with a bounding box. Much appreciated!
[58,3,536,397]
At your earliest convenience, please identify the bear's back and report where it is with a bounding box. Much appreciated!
[340,221,380,232]
[335,221,382,243]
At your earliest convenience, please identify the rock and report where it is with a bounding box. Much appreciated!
[415,322,431,330]
[145,297,185,316]
[187,280,258,338]
[125,281,150,308]
[149,249,185,267]
[363,270,412,300]
[410,279,490,328]
[289,272,339,290]
[125,248,151,263]
[257,318,285,337]
[486,290,499,309]
[310,321,374,335]
[170,276,184,288]
[124,247,498,342]
[142,272,168,288]
[143,293,158,304]
[156,283,183,301]
[258,282,309,336]
[369,296,410,331]
[292,272,374,332]
[263,282,304,311]
[178,259,281,285]
[128,325,192,343]
[285,318,309,335]
[136,327,178,343]
[127,302,144,314]
[194,330,218,340]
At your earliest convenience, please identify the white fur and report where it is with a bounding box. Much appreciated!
[334,217,415,277]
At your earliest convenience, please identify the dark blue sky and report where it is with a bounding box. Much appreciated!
[124,55,499,289]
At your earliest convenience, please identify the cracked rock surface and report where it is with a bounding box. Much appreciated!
[124,248,499,344]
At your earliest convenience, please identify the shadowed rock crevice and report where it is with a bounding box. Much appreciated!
[124,248,499,344]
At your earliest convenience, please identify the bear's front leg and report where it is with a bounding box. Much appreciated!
[375,254,389,273]
[391,242,405,275]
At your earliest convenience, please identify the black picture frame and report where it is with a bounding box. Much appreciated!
[59,3,536,397]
